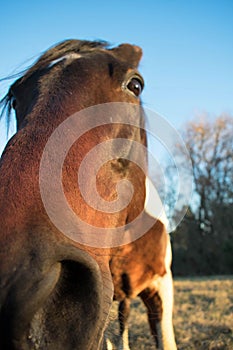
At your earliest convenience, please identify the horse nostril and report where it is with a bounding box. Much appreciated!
[0,248,105,350]
[27,258,104,349]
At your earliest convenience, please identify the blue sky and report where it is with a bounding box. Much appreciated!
[0,0,233,154]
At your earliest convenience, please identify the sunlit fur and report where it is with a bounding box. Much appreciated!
[0,39,176,350]
[0,39,146,350]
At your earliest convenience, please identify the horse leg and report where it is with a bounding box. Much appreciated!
[118,298,131,350]
[140,271,177,350]
[102,335,114,350]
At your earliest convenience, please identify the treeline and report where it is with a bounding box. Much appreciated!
[168,114,233,276]
[171,205,233,275]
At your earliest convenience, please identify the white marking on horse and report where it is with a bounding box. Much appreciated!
[151,238,177,350]
[155,272,177,349]
[118,326,130,350]
[47,53,82,68]
[105,338,114,350]
[145,177,169,229]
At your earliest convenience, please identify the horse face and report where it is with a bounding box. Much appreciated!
[10,42,143,130]
[0,40,145,349]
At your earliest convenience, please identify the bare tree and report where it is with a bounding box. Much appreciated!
[169,114,233,275]
[180,114,233,234]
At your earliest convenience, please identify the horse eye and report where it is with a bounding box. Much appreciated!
[127,77,144,97]
[11,97,17,110]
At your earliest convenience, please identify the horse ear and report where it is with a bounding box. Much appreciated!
[111,44,143,67]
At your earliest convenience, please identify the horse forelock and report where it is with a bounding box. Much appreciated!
[24,39,109,78]
[0,40,110,135]
[0,39,144,138]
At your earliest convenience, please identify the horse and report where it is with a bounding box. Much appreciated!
[0,39,176,350]
[0,38,147,350]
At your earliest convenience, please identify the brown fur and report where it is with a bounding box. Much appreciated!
[108,218,174,349]
[0,39,147,350]
[0,39,175,350]
[110,220,167,301]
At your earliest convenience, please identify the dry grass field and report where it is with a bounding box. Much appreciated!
[106,276,233,349]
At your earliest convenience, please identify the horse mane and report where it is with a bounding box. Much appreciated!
[0,39,109,136]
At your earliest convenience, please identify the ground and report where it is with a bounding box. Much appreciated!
[106,276,233,349]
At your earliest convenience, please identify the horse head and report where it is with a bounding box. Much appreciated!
[0,39,147,349]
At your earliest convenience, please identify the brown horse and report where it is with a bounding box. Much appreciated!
[0,39,147,350]
[0,39,176,350]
